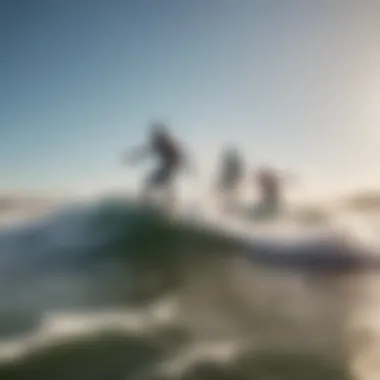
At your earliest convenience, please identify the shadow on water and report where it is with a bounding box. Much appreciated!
[87,200,243,304]
[0,340,347,380]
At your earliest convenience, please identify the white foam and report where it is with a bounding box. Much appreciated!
[0,295,179,364]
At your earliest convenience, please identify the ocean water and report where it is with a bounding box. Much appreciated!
[0,197,379,380]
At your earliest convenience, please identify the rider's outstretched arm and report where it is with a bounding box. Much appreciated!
[124,146,151,165]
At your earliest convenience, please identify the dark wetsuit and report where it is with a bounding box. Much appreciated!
[257,170,280,205]
[219,152,243,191]
[149,134,182,187]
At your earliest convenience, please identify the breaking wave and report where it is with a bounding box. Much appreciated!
[0,196,378,379]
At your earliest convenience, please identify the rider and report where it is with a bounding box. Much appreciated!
[126,122,187,206]
[216,147,244,209]
[255,165,288,211]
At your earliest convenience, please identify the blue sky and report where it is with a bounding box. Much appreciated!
[1,0,380,195]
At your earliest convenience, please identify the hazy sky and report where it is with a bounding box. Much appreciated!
[1,0,380,196]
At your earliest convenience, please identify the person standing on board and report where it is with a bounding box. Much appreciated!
[254,165,296,216]
[216,147,244,211]
[125,122,188,209]
[256,166,281,210]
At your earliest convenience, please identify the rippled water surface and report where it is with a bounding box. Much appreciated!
[0,200,378,380]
